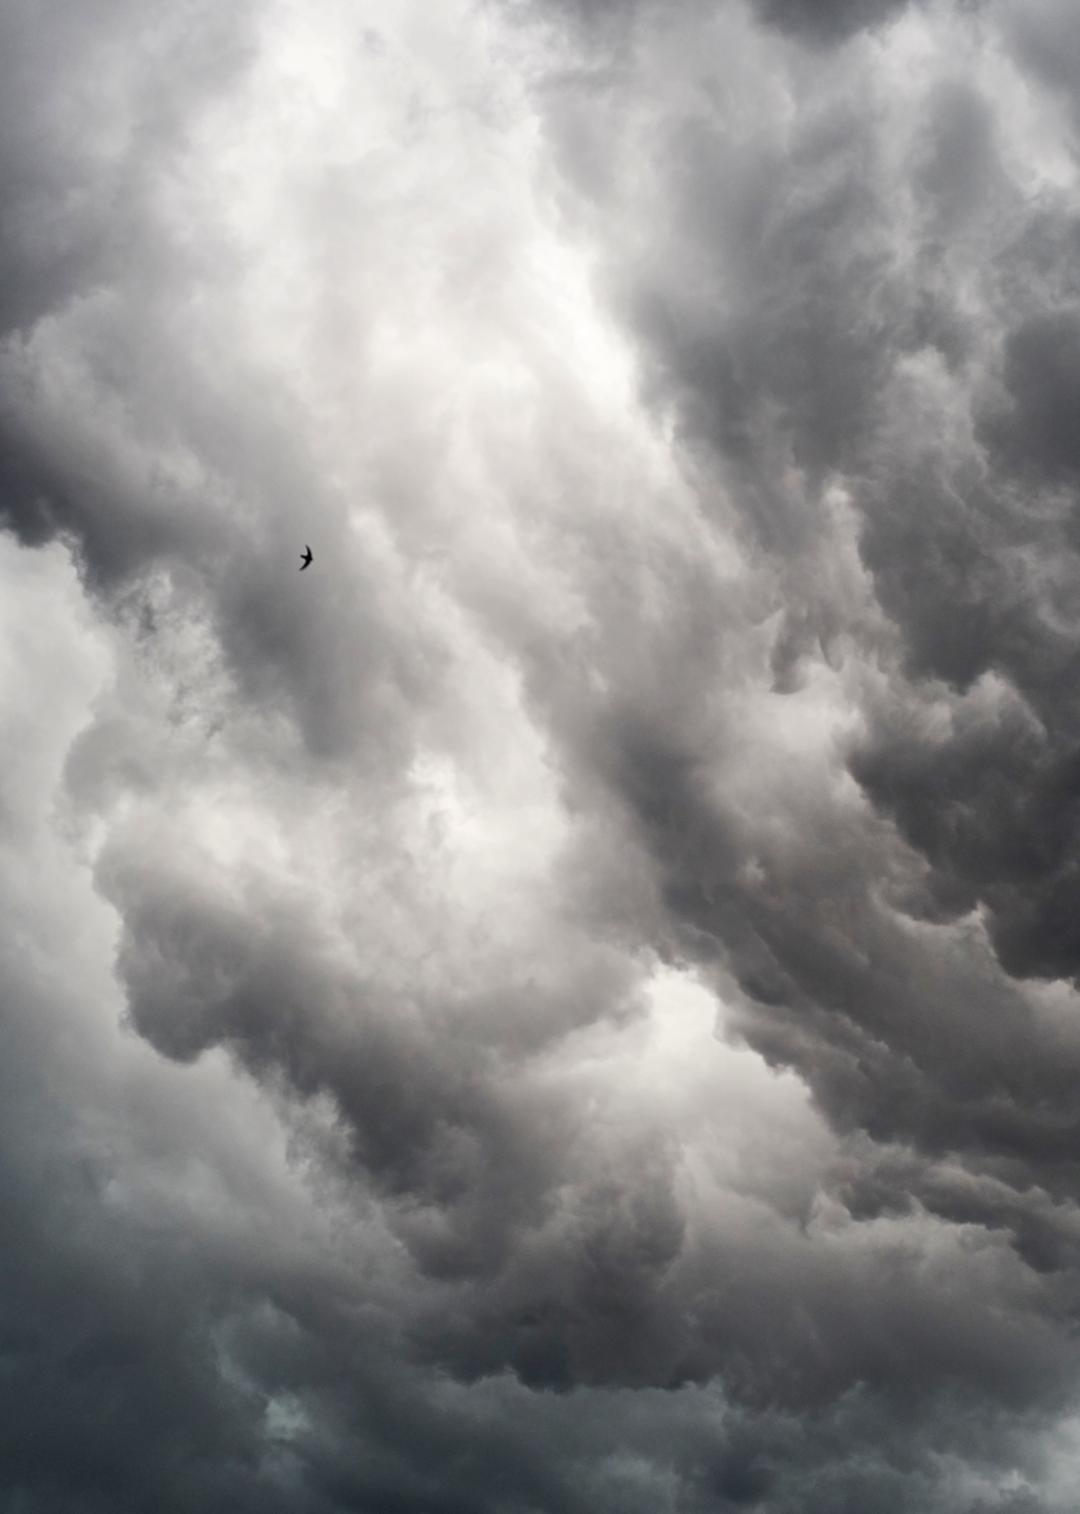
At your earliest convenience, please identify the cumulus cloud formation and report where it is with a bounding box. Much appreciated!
[7,0,1080,1509]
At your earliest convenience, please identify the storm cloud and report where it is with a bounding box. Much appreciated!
[6,0,1080,1510]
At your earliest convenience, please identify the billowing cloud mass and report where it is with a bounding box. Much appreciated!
[6,0,1080,1508]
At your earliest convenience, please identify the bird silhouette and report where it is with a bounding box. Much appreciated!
[300,545,313,571]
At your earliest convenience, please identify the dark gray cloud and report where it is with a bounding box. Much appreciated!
[7,0,1080,1510]
[524,0,1080,1056]
[0,0,256,339]
[1006,0,1080,120]
[529,0,914,47]
[753,0,912,43]
[511,0,1080,1492]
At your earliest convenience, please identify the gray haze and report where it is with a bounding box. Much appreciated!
[5,0,1080,1509]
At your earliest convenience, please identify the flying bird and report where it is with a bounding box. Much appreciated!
[299,545,313,571]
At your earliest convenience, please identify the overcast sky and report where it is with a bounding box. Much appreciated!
[6,0,1080,1509]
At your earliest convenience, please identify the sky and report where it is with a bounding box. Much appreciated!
[5,0,1080,1509]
